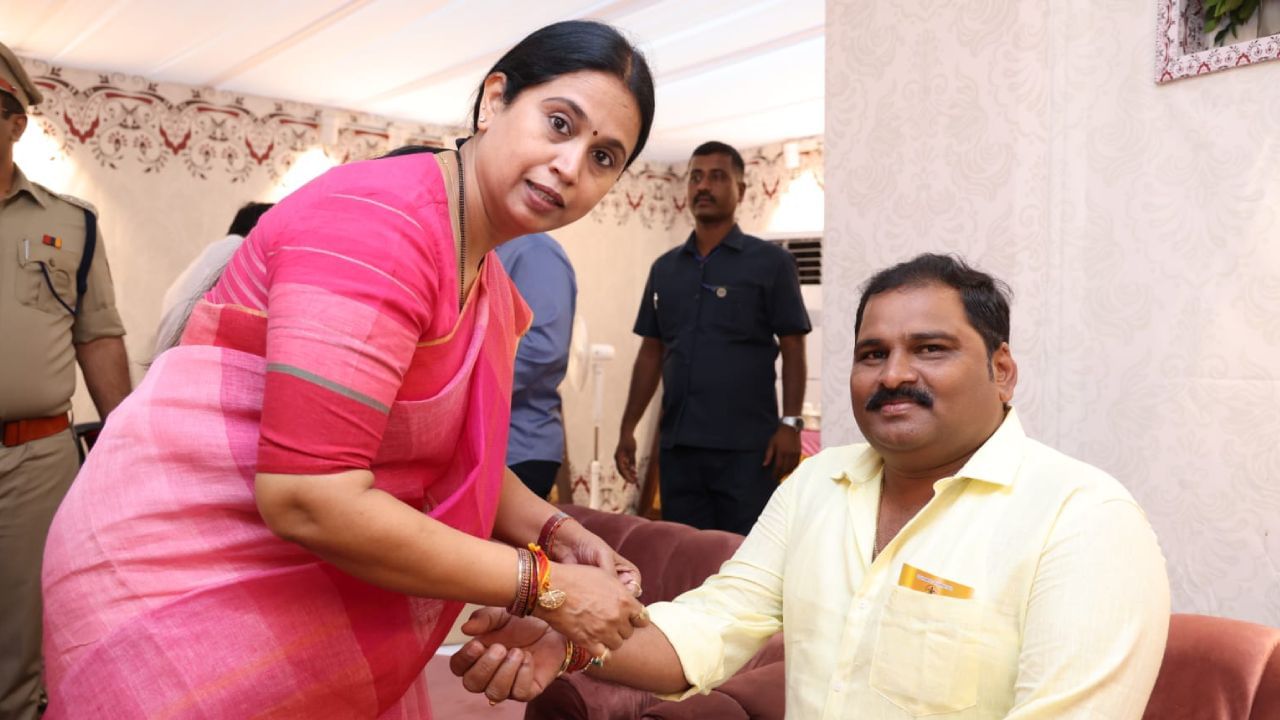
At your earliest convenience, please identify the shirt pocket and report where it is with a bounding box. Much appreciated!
[869,585,981,716]
[704,284,761,340]
[15,240,77,315]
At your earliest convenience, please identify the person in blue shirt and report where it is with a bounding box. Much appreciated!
[496,233,577,498]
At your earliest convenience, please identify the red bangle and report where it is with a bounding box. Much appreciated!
[564,641,592,674]
[538,511,571,557]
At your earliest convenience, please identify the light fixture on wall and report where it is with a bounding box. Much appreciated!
[269,147,338,202]
[318,111,340,148]
[766,169,824,234]
[783,140,801,170]
[14,117,74,191]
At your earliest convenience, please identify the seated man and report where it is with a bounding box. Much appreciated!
[451,253,1171,718]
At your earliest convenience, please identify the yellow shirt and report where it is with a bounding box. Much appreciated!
[647,410,1169,719]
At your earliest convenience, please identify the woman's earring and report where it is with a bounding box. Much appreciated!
[478,114,486,124]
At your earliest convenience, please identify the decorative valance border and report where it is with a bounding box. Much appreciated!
[21,58,457,182]
[19,57,823,228]
[591,138,824,230]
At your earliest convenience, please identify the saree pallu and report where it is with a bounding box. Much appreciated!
[41,254,529,719]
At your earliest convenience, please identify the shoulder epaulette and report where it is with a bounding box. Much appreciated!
[32,181,99,216]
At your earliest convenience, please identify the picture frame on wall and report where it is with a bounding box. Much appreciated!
[1156,0,1280,82]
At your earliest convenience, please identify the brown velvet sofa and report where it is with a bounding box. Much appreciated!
[522,505,1280,720]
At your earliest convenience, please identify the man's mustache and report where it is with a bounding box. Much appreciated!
[693,192,714,204]
[866,385,934,411]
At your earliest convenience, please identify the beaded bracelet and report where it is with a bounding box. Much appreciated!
[538,511,571,557]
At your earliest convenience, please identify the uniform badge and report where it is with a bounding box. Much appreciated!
[42,234,62,249]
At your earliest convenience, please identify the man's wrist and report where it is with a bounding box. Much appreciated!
[780,415,804,432]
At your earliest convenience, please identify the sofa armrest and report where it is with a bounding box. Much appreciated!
[637,665,785,720]
[1250,633,1280,719]
[525,506,784,720]
[1143,614,1280,720]
[524,674,657,720]
[703,656,786,718]
[641,691,750,720]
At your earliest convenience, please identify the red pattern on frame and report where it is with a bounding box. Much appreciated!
[1156,0,1280,83]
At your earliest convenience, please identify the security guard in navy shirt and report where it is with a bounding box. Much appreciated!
[616,141,810,534]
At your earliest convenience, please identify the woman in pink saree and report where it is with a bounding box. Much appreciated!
[41,21,655,719]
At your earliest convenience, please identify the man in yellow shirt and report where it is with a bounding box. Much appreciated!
[454,253,1170,718]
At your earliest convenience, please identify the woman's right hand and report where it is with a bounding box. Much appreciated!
[533,562,648,658]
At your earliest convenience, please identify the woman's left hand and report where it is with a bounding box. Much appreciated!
[549,520,643,599]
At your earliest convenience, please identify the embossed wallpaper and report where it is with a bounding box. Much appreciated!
[824,1,1280,625]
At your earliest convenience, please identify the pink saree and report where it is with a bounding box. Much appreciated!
[41,155,531,719]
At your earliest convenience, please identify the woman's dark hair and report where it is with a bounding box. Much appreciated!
[470,20,655,169]
[380,144,443,159]
[855,253,1012,360]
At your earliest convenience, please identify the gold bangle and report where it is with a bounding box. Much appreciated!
[557,640,575,677]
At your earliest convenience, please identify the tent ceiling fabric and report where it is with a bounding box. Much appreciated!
[1,0,824,163]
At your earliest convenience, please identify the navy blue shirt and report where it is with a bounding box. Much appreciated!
[634,225,810,451]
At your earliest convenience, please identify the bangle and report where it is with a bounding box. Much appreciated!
[507,547,539,617]
[560,640,592,674]
[557,640,574,676]
[538,511,571,557]
[528,543,566,610]
[507,548,529,616]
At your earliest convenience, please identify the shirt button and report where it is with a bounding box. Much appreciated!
[832,682,845,693]
[857,600,870,611]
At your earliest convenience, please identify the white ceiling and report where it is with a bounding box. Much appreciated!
[0,0,824,163]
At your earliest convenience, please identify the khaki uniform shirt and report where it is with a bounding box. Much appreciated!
[0,165,124,419]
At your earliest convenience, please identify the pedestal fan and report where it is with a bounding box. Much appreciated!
[565,315,615,509]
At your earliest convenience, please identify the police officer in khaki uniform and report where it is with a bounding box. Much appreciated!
[0,43,131,720]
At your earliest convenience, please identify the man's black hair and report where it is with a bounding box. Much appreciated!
[227,202,274,237]
[690,141,745,178]
[855,253,1012,359]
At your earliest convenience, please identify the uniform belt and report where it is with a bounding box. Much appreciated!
[1,414,71,447]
